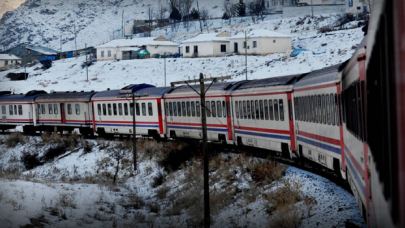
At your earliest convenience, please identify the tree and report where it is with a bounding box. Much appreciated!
[248,0,266,22]
[236,0,246,17]
[170,6,182,21]
[190,7,200,19]
[222,12,230,20]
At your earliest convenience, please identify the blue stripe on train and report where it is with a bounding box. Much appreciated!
[96,123,159,128]
[235,130,290,141]
[168,125,228,132]
[345,154,366,195]
[297,136,341,155]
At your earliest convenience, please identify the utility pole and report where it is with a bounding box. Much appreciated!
[122,10,124,38]
[85,43,88,82]
[197,0,203,32]
[74,25,77,56]
[245,30,248,80]
[60,34,62,60]
[311,0,314,18]
[24,45,27,80]
[171,73,231,228]
[164,53,167,86]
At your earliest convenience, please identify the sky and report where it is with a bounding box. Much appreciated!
[0,0,27,19]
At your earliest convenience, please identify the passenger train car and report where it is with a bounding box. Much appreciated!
[0,0,404,225]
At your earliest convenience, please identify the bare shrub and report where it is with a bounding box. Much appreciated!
[5,132,25,147]
[151,170,166,188]
[125,193,145,210]
[97,139,110,150]
[318,25,333,33]
[42,144,67,162]
[81,139,94,154]
[268,204,302,228]
[41,132,62,144]
[58,193,77,209]
[158,142,199,172]
[156,185,170,200]
[21,150,42,170]
[251,160,286,184]
[263,177,302,214]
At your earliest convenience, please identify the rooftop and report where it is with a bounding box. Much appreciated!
[97,36,178,48]
[0,54,21,60]
[182,32,231,43]
[229,29,292,39]
[25,45,59,55]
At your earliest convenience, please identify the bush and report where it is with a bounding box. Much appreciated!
[41,132,62,144]
[21,151,42,170]
[82,140,94,154]
[158,143,200,172]
[251,160,285,184]
[318,25,333,33]
[42,144,67,162]
[151,170,166,188]
[264,177,302,214]
[5,132,25,147]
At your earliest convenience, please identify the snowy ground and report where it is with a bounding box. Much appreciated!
[0,136,365,228]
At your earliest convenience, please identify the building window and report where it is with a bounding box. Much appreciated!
[253,41,257,48]
[243,41,246,48]
[101,51,104,57]
[75,104,80,115]
[273,40,276,43]
[220,44,226,52]
[108,50,111,57]
[186,46,190,53]
[193,45,198,53]
[4,61,8,65]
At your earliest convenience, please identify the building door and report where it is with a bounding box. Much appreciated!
[234,42,238,53]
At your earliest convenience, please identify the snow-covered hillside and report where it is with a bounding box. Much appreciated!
[0,0,242,51]
[0,14,365,93]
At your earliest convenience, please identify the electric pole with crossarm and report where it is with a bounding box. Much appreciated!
[171,73,231,228]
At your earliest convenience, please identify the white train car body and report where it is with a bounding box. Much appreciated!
[293,65,344,175]
[92,85,171,138]
[230,76,297,154]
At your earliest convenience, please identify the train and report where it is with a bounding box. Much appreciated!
[0,0,403,227]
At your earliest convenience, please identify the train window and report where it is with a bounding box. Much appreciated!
[305,96,309,122]
[142,103,147,116]
[118,103,123,116]
[274,99,279,121]
[217,101,222,117]
[317,95,321,123]
[9,105,13,115]
[327,94,331,125]
[177,102,181,116]
[247,100,252,119]
[124,103,128,116]
[191,101,196,117]
[182,102,187,116]
[206,101,211,117]
[38,104,41,115]
[269,100,274,120]
[296,98,300,121]
[235,101,239,119]
[48,104,53,114]
[211,101,216,117]
[165,103,168,116]
[239,101,243,119]
[169,102,173,116]
[288,99,293,121]
[76,104,80,115]
[1,106,5,115]
[246,101,251,119]
[225,101,230,117]
[18,105,22,115]
[113,104,117,116]
[255,100,259,119]
[130,104,134,116]
[196,101,201,117]
[148,103,153,116]
[334,94,338,126]
[311,96,316,122]
[331,94,335,125]
[173,102,177,116]
[264,100,269,120]
[187,102,191,117]
[260,100,264,120]
[61,104,65,115]
[313,96,317,123]
[103,104,106,115]
[108,104,112,116]
[222,101,226,117]
[242,101,246,119]
[321,95,325,124]
[136,103,140,116]
[279,99,284,121]
[54,104,58,114]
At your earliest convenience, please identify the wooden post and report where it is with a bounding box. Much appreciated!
[199,73,210,228]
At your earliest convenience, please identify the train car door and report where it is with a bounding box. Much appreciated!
[60,103,66,123]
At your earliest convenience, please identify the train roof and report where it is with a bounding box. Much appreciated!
[165,81,247,96]
[35,91,97,102]
[294,64,341,89]
[234,74,299,91]
[0,90,47,102]
[92,86,172,100]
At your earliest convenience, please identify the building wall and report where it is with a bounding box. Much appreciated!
[348,0,370,13]
[283,5,346,18]
[0,59,22,68]
[182,41,229,58]
[97,45,179,61]
[229,37,292,55]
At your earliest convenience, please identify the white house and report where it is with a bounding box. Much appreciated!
[182,32,231,58]
[0,54,21,69]
[228,29,292,56]
[96,36,179,61]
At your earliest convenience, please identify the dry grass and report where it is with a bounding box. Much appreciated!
[264,177,302,214]
[251,160,286,184]
[5,132,26,147]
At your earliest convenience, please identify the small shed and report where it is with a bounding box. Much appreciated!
[181,31,231,58]
[228,29,292,56]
